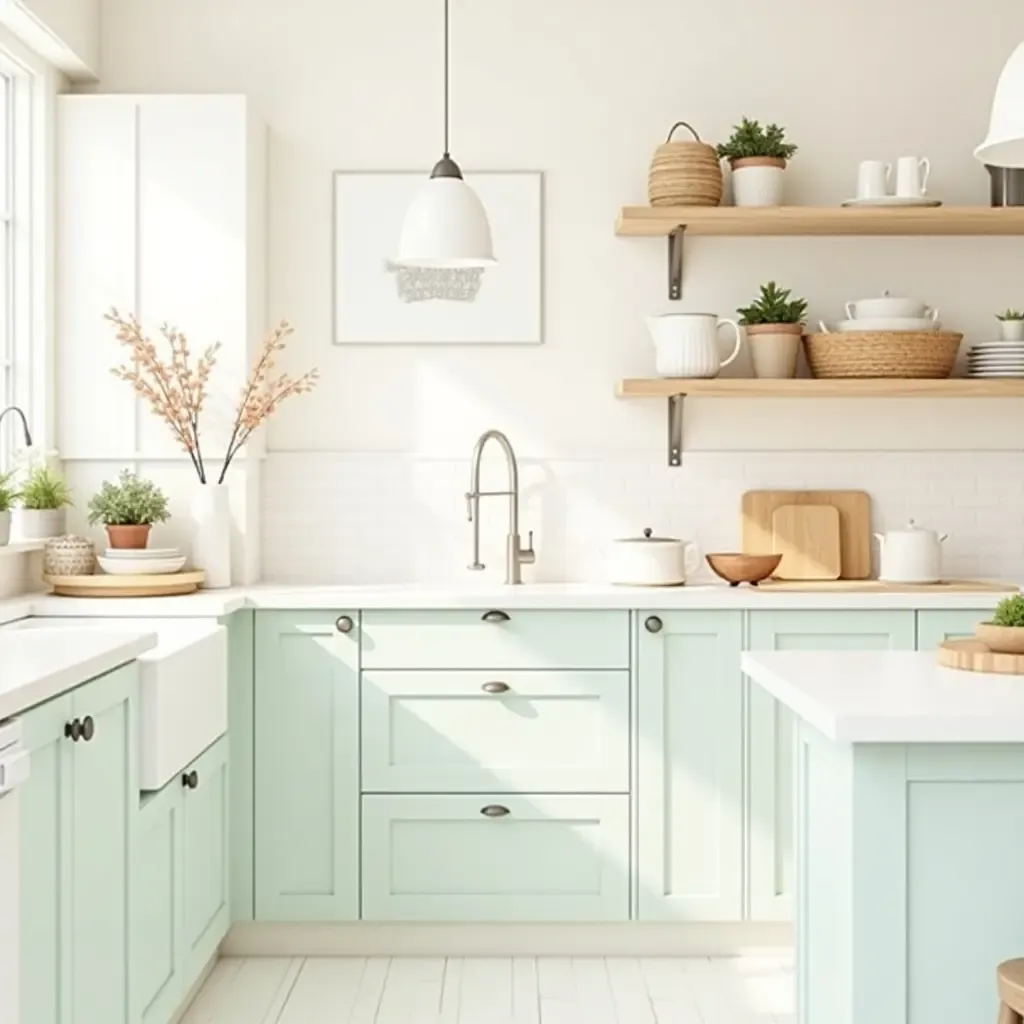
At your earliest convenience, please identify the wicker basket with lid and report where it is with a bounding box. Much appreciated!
[648,121,723,207]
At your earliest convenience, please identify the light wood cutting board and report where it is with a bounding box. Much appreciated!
[771,503,841,580]
[742,490,871,579]
[937,639,1024,675]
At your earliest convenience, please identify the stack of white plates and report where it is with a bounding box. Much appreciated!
[966,342,1024,378]
[98,547,187,576]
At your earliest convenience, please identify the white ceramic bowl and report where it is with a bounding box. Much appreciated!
[834,317,941,333]
[846,296,929,319]
[98,555,187,576]
[102,547,181,559]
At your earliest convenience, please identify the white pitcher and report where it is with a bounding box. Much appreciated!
[646,313,743,378]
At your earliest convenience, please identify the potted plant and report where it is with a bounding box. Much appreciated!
[976,595,1024,654]
[0,472,17,546]
[737,281,808,378]
[87,470,170,550]
[996,308,1024,341]
[717,118,798,207]
[14,465,72,540]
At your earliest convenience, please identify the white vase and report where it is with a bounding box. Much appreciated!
[190,483,231,588]
[13,508,66,540]
[1000,319,1024,341]
[730,158,786,207]
[0,512,9,546]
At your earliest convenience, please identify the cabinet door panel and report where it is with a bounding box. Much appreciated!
[637,611,744,922]
[747,611,914,920]
[255,612,359,921]
[916,610,986,650]
[71,665,135,1024]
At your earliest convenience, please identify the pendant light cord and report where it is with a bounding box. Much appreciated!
[443,0,450,157]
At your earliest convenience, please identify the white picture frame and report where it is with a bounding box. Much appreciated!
[333,170,543,345]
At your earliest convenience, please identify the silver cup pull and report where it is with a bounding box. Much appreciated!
[481,681,510,694]
[480,804,510,818]
[481,610,510,624]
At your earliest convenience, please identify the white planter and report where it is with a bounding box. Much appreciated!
[1000,319,1024,341]
[13,508,66,540]
[731,158,786,207]
[190,483,231,588]
[0,512,9,546]
[747,323,803,379]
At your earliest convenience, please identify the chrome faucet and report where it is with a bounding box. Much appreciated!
[466,430,535,585]
[0,406,32,450]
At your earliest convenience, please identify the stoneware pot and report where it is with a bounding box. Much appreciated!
[106,523,152,550]
[976,622,1024,655]
[1000,319,1024,341]
[608,527,700,587]
[190,483,231,588]
[746,323,803,378]
[43,535,95,576]
[0,511,9,546]
[730,156,786,206]
[13,507,66,540]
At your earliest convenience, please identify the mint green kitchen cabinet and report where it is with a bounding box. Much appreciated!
[916,610,986,650]
[746,610,915,920]
[254,611,359,921]
[362,794,630,922]
[21,663,137,1024]
[636,611,744,922]
[226,609,254,922]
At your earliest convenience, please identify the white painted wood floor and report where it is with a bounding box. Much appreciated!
[181,955,795,1024]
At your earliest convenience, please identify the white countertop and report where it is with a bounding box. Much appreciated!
[0,580,1017,623]
[743,650,1024,744]
[0,629,156,720]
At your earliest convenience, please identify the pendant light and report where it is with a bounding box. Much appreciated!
[976,41,1024,167]
[395,0,495,268]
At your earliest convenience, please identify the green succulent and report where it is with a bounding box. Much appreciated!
[19,465,72,510]
[717,118,798,162]
[997,308,1024,321]
[0,471,17,513]
[992,594,1024,628]
[737,281,808,325]
[87,470,170,527]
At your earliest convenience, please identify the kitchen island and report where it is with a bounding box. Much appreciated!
[742,649,1024,1024]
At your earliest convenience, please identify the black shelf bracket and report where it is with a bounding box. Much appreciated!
[667,394,684,466]
[668,226,686,299]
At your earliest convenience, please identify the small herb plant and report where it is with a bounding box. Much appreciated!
[19,465,72,510]
[0,471,17,513]
[87,470,170,527]
[737,281,808,325]
[997,308,1024,321]
[717,118,798,163]
[992,594,1024,628]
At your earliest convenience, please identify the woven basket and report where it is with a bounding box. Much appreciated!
[803,331,963,379]
[648,121,723,207]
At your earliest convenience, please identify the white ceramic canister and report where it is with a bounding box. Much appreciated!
[874,519,948,584]
[609,527,700,587]
[646,313,743,378]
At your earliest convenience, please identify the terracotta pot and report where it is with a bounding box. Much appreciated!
[730,156,787,207]
[745,322,804,378]
[106,524,152,550]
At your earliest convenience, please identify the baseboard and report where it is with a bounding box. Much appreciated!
[222,922,792,958]
[170,948,220,1023]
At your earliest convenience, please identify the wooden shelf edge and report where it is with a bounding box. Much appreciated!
[618,378,1024,398]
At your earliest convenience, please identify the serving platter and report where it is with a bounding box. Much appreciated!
[43,570,205,598]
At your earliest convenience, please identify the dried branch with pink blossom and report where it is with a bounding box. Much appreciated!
[106,310,319,484]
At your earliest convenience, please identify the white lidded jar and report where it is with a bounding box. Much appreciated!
[608,527,700,587]
[874,519,948,584]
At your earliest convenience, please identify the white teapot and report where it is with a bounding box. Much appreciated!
[875,519,948,584]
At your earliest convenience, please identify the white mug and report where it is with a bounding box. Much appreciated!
[895,156,930,198]
[857,159,891,199]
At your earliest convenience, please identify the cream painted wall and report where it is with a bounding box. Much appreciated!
[91,0,1024,459]
[0,0,99,77]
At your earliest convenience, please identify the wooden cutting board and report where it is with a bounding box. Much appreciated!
[742,490,871,579]
[771,503,841,580]
[938,639,1024,675]
[43,570,205,597]
[757,579,1017,593]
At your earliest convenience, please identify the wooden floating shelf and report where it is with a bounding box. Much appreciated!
[619,378,1024,398]
[616,205,1024,237]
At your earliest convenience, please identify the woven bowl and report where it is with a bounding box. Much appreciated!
[976,622,1024,655]
[705,553,782,587]
[803,331,963,379]
[648,121,723,208]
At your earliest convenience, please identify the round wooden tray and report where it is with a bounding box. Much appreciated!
[43,570,205,598]
[938,639,1024,676]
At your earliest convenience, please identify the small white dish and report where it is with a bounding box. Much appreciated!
[98,555,187,576]
[834,317,940,333]
[967,370,1024,377]
[841,196,942,208]
[103,547,180,559]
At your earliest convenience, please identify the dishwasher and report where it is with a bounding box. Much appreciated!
[0,719,30,1024]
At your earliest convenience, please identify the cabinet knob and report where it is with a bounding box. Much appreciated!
[64,719,82,742]
[481,681,510,694]
[645,615,664,634]
[335,615,355,634]
[480,804,510,818]
[481,610,510,624]
[182,770,199,790]
[80,716,95,742]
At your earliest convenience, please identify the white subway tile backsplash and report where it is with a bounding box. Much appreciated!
[260,451,1024,585]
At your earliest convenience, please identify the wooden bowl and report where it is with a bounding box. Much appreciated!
[975,622,1024,655]
[705,553,782,587]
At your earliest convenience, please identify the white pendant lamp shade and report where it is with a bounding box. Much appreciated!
[397,172,495,267]
[976,42,1024,167]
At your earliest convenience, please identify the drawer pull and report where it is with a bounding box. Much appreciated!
[481,610,510,624]
[64,719,82,742]
[335,615,355,634]
[481,681,510,694]
[182,770,199,790]
[480,804,510,818]
[645,615,664,634]
[80,716,95,742]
